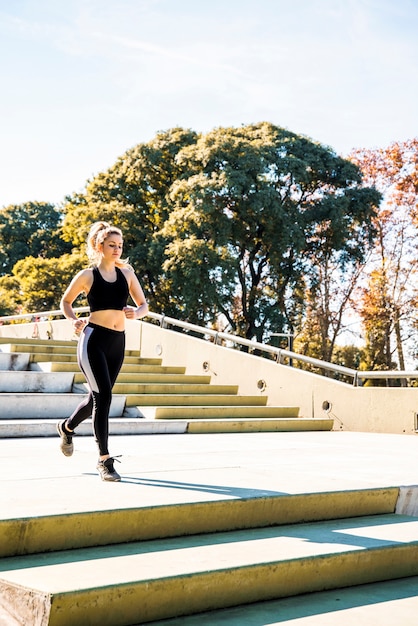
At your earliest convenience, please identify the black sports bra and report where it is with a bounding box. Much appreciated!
[87,267,129,312]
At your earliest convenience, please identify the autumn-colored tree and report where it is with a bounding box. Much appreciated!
[350,139,418,371]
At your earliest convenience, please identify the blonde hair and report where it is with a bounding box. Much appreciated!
[86,221,131,268]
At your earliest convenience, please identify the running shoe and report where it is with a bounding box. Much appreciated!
[56,420,74,457]
[97,456,122,482]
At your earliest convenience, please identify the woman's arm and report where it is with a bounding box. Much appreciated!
[60,269,92,332]
[123,270,149,320]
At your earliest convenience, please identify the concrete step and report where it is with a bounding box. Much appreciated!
[0,486,399,556]
[35,361,182,373]
[30,352,157,367]
[26,353,159,365]
[146,576,418,625]
[30,352,155,367]
[177,417,334,433]
[1,513,418,625]
[0,416,333,438]
[3,343,77,355]
[0,393,126,419]
[112,382,239,395]
[125,394,268,407]
[1,341,142,359]
[0,337,77,347]
[30,352,79,363]
[0,371,74,393]
[0,418,188,438]
[0,352,30,371]
[152,405,299,419]
[75,372,211,384]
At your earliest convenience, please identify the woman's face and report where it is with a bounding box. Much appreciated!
[101,233,123,260]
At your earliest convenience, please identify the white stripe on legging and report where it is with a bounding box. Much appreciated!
[78,326,99,393]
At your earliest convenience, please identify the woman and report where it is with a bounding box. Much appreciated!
[57,221,148,481]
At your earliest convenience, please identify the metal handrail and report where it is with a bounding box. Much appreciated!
[145,312,418,386]
[0,308,90,322]
[1,308,417,386]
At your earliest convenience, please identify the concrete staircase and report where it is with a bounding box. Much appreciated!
[0,337,333,435]
[1,335,418,624]
[1,483,418,625]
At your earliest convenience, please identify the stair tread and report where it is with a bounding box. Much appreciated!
[1,514,418,593]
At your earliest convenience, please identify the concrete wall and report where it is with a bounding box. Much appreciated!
[138,321,418,436]
[2,318,417,435]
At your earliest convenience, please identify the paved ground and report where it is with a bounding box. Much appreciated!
[1,429,418,624]
[2,429,418,517]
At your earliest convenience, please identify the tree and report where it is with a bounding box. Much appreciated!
[12,253,86,313]
[350,139,418,371]
[0,202,71,276]
[46,123,378,348]
[0,275,22,316]
[61,127,199,315]
[161,122,380,341]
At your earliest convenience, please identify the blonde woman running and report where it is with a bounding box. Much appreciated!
[57,221,148,481]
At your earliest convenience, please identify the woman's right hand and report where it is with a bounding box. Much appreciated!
[73,318,87,335]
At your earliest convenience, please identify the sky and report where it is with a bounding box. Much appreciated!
[1,0,417,208]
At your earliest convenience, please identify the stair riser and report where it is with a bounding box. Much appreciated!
[0,372,74,393]
[74,374,210,384]
[0,353,30,371]
[125,396,268,407]
[113,384,239,394]
[2,544,418,626]
[36,363,174,373]
[154,406,299,418]
[187,418,333,433]
[0,489,398,557]
[0,419,186,438]
[2,344,142,358]
[0,395,125,419]
[6,345,77,355]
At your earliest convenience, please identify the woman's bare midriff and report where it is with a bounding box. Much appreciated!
[89,310,126,331]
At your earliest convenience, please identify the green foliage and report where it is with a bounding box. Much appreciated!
[159,122,380,340]
[61,127,199,315]
[0,275,22,316]
[0,202,71,276]
[0,123,381,359]
[12,253,86,313]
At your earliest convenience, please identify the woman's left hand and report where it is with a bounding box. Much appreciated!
[123,306,137,319]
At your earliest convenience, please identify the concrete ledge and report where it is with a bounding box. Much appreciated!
[0,488,399,557]
[0,353,30,371]
[0,371,74,393]
[0,418,187,438]
[0,394,126,419]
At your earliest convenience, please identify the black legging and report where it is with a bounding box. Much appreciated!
[67,323,125,456]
